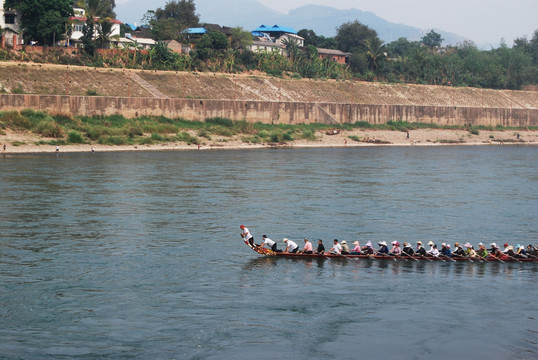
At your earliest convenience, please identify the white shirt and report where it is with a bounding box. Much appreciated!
[242,227,252,240]
[331,243,342,254]
[286,240,298,251]
[428,248,440,257]
[262,237,275,247]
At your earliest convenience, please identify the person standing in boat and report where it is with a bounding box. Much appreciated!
[240,225,254,247]
[415,241,427,256]
[329,239,342,255]
[350,241,361,255]
[283,238,299,253]
[389,241,402,256]
[376,241,389,255]
[300,238,313,254]
[341,240,350,255]
[260,235,278,252]
[315,239,325,254]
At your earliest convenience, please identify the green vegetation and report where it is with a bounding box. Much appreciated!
[0,110,535,147]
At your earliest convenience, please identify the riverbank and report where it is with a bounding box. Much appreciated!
[2,128,537,154]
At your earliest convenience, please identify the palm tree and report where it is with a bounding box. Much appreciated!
[79,0,115,52]
[364,37,385,72]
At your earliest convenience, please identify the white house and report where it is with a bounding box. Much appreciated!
[68,7,121,45]
[249,25,304,55]
[0,0,22,48]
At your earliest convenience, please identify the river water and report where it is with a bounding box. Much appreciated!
[1,146,537,359]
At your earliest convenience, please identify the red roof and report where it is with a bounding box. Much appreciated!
[70,16,122,24]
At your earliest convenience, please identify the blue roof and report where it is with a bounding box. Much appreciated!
[252,24,297,34]
[125,23,137,31]
[182,27,208,34]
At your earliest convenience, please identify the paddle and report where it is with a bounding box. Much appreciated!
[439,254,456,263]
[401,251,418,262]
[505,254,522,263]
[452,253,473,262]
[487,254,505,263]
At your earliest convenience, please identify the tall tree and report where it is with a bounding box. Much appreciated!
[78,0,116,54]
[422,30,443,52]
[145,0,199,41]
[4,0,73,45]
[335,20,378,53]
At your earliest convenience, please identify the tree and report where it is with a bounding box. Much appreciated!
[5,0,73,45]
[230,27,252,50]
[335,20,378,53]
[281,37,300,63]
[364,37,385,71]
[422,30,443,52]
[145,0,199,41]
[79,0,116,54]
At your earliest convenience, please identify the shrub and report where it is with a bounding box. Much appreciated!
[67,131,85,144]
[205,117,233,127]
[98,135,129,145]
[301,129,317,141]
[36,120,63,138]
[470,129,480,135]
[0,111,31,129]
[348,135,361,142]
[270,132,280,142]
[176,131,199,145]
[86,88,99,96]
[151,132,165,141]
[282,132,293,141]
[11,83,25,94]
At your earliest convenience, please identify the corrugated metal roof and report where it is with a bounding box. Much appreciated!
[252,24,297,34]
[182,28,207,34]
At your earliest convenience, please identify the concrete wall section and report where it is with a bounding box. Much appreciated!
[1,94,537,127]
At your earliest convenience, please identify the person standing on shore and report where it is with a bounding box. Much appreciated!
[240,225,254,247]
[56,145,59,152]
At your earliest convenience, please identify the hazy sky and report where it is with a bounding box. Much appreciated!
[116,0,537,46]
[263,0,537,46]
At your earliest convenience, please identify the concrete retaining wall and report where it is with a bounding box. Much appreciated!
[1,94,536,127]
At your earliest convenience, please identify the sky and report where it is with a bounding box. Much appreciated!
[115,0,538,46]
[257,0,537,46]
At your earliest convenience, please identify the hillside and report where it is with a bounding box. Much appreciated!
[1,62,536,110]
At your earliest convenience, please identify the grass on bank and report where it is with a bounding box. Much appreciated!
[0,110,535,147]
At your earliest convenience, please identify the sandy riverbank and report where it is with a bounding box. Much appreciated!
[1,128,537,154]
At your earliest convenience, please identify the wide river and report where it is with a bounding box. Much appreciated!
[1,146,537,359]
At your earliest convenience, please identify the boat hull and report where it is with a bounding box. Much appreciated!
[244,240,538,262]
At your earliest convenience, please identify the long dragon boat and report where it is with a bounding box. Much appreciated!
[244,239,538,262]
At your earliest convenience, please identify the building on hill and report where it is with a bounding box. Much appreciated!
[249,24,304,55]
[317,48,350,64]
[0,0,22,49]
[68,8,122,46]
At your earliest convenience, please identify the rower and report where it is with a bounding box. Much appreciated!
[300,238,313,254]
[361,241,374,255]
[377,241,389,255]
[389,241,402,256]
[464,243,477,258]
[427,244,440,257]
[350,241,361,255]
[283,238,299,253]
[329,239,342,255]
[260,235,278,252]
[415,241,426,256]
[315,239,325,254]
[452,242,465,257]
[515,244,527,258]
[440,243,450,256]
[341,240,350,255]
[488,242,499,255]
[476,243,488,258]
[402,242,414,256]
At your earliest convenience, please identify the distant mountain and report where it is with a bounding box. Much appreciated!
[115,0,466,45]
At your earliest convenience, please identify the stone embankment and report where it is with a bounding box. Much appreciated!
[0,62,537,127]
